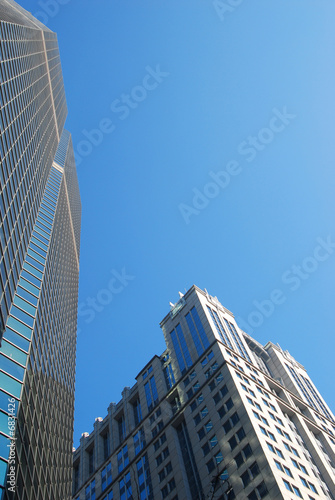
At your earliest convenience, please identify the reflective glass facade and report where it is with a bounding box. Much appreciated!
[0,2,80,498]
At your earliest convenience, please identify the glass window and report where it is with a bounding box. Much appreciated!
[283,480,293,492]
[275,460,283,471]
[283,466,293,477]
[292,486,302,498]
[210,435,218,448]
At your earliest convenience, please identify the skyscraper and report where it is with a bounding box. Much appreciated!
[0,1,81,498]
[73,285,335,500]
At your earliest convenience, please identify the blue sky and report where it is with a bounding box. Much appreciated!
[21,0,335,447]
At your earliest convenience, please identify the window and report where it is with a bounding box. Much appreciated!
[224,318,251,361]
[283,465,293,477]
[133,428,146,455]
[117,445,129,474]
[241,462,260,487]
[136,454,153,500]
[300,477,308,488]
[267,443,275,453]
[223,412,239,434]
[210,435,218,448]
[292,485,302,497]
[241,471,251,487]
[235,452,244,468]
[159,470,165,482]
[159,461,173,482]
[209,380,216,392]
[198,428,205,441]
[201,406,209,418]
[102,494,113,500]
[88,449,94,475]
[234,444,253,468]
[170,324,193,374]
[119,472,132,500]
[213,392,221,405]
[308,483,317,493]
[73,463,80,494]
[215,451,223,464]
[186,389,193,400]
[133,399,142,426]
[168,478,176,493]
[193,414,201,426]
[207,459,215,473]
[274,460,283,471]
[102,432,110,460]
[221,386,228,398]
[144,376,159,411]
[207,306,233,348]
[229,435,237,450]
[202,443,210,456]
[205,420,213,433]
[185,307,209,356]
[223,420,232,434]
[283,431,291,441]
[161,485,168,498]
[85,480,96,500]
[237,427,246,441]
[243,444,252,458]
[226,398,234,411]
[218,405,226,419]
[118,415,126,443]
[248,481,268,499]
[283,480,293,492]
[190,401,197,412]
[101,463,112,492]
[163,363,175,390]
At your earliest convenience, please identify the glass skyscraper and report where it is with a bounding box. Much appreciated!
[0,1,81,498]
[73,286,335,500]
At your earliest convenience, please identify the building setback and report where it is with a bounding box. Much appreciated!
[73,286,335,500]
[0,1,81,498]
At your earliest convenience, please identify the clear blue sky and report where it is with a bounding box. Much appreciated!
[21,0,335,448]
